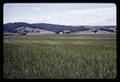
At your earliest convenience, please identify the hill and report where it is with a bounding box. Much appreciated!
[4,22,116,34]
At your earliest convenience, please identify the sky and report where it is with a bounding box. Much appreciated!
[4,3,116,26]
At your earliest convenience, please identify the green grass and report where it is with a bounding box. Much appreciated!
[4,34,116,79]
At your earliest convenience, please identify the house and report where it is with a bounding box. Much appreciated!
[59,32,63,34]
[56,30,71,34]
[63,30,71,34]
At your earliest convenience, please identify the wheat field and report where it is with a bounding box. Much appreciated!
[4,34,116,79]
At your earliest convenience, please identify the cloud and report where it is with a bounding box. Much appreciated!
[31,7,42,11]
[42,7,116,26]
[4,3,116,25]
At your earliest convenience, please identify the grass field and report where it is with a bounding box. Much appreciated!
[3,34,116,79]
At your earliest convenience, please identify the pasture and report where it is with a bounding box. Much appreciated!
[4,34,116,79]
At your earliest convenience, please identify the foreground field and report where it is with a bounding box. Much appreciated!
[4,34,116,79]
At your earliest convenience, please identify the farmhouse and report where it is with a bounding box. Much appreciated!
[63,30,71,34]
[56,30,71,34]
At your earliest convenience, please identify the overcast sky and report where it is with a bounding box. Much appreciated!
[4,3,116,26]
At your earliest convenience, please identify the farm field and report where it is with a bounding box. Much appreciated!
[4,34,116,79]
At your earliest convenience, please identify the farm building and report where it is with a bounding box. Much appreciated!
[56,30,71,34]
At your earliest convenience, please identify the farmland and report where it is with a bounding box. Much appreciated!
[4,34,116,79]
